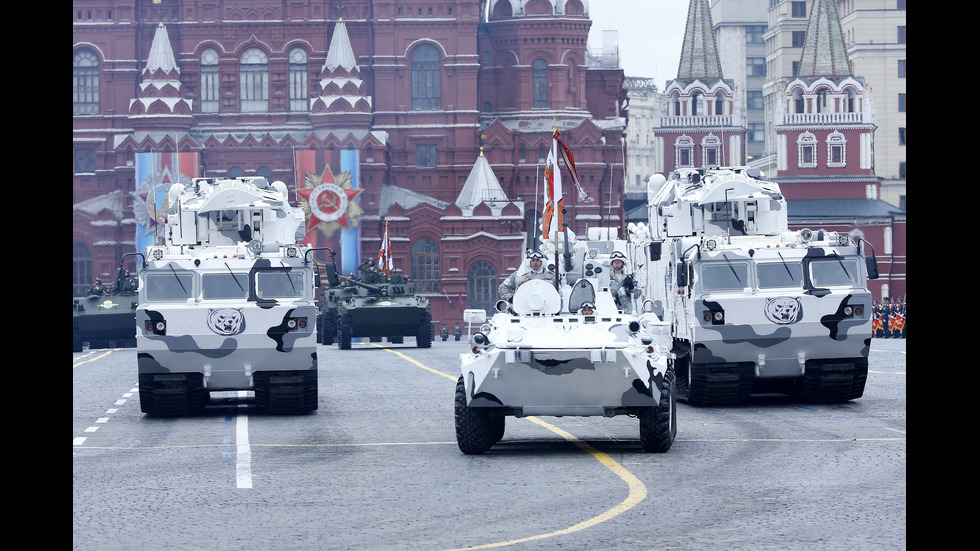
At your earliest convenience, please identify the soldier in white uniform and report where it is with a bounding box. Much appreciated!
[497,251,555,301]
[608,251,640,314]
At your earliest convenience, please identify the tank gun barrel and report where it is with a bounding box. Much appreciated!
[338,275,386,293]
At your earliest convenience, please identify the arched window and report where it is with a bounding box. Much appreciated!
[228,166,245,178]
[411,238,440,292]
[816,88,829,114]
[240,47,269,112]
[288,47,308,112]
[792,89,805,114]
[691,91,702,116]
[826,131,846,167]
[468,261,498,316]
[412,45,441,110]
[73,50,100,115]
[797,132,817,168]
[715,91,726,116]
[845,89,857,113]
[73,243,93,296]
[533,59,548,108]
[675,136,694,168]
[200,48,220,113]
[702,134,721,167]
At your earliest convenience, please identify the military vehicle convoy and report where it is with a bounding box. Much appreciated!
[455,230,676,454]
[134,176,318,416]
[628,167,879,406]
[319,272,432,348]
[73,270,138,352]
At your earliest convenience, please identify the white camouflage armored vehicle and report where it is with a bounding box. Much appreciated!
[629,167,879,406]
[135,176,318,416]
[455,230,676,454]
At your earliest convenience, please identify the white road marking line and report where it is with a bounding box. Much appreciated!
[236,392,252,489]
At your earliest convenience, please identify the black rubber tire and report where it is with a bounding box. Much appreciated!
[489,413,505,445]
[416,313,432,348]
[454,377,493,454]
[639,366,677,453]
[338,315,352,350]
[73,323,83,353]
[322,312,335,346]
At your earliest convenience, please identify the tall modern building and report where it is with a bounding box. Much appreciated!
[650,0,747,172]
[710,0,768,163]
[837,0,906,209]
[73,0,628,326]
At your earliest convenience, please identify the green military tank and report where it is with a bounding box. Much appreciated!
[319,270,432,349]
[73,268,138,352]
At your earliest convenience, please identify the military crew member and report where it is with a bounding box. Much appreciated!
[608,251,640,314]
[497,251,555,301]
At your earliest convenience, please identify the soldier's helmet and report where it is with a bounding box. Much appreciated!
[527,250,546,260]
[580,301,596,314]
[610,251,628,267]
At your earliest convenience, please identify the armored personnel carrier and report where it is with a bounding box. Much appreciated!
[134,176,318,416]
[320,272,432,348]
[72,269,139,352]
[455,232,676,454]
[629,167,879,405]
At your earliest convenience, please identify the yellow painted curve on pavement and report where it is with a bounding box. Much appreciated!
[376,345,648,550]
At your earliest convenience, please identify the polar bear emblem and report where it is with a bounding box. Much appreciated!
[764,297,802,325]
[208,308,246,335]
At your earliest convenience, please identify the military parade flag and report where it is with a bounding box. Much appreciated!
[541,131,564,240]
[376,220,392,276]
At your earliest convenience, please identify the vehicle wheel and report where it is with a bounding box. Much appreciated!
[675,355,690,402]
[138,373,208,417]
[639,366,676,453]
[322,312,335,346]
[254,370,318,414]
[800,359,868,403]
[338,315,352,350]
[416,312,432,348]
[686,362,753,407]
[489,413,505,445]
[73,323,83,353]
[454,377,493,454]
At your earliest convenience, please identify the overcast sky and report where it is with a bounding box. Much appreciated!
[587,0,689,86]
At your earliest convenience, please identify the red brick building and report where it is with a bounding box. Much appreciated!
[72,0,628,327]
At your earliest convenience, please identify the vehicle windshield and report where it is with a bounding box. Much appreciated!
[699,262,749,292]
[255,270,306,299]
[144,271,194,301]
[757,261,803,289]
[809,257,861,287]
[202,272,248,299]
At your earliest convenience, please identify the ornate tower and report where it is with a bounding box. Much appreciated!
[654,0,746,173]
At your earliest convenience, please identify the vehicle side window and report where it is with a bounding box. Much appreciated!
[202,272,248,299]
[699,263,749,292]
[144,272,194,301]
[255,270,305,299]
[757,262,803,288]
[808,258,860,286]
